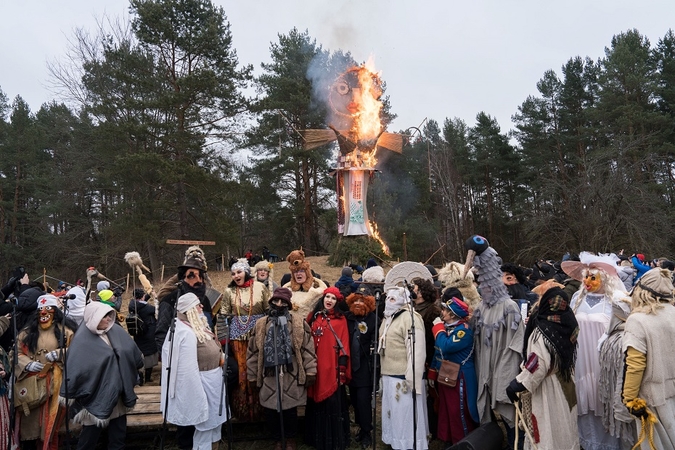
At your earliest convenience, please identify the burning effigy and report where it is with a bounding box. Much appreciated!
[302,63,402,248]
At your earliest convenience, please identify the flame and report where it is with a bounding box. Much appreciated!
[368,220,390,256]
[353,61,383,141]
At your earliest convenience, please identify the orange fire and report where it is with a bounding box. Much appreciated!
[368,220,390,256]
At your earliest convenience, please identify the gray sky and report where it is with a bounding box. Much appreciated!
[1,0,674,135]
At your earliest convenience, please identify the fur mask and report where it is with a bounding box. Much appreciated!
[286,249,313,291]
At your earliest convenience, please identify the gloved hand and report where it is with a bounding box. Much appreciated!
[45,350,62,362]
[305,374,316,387]
[26,361,45,373]
[432,317,442,326]
[626,398,650,419]
[113,287,125,297]
[629,403,648,419]
[506,378,526,403]
[339,366,347,385]
[1,266,25,298]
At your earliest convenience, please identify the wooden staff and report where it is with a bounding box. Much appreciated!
[423,244,446,265]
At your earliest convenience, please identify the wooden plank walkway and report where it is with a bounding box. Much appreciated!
[128,384,166,429]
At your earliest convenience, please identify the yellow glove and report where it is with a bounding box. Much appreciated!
[622,346,646,406]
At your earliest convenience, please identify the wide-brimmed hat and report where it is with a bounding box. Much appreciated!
[561,251,618,281]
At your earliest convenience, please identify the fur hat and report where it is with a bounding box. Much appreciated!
[177,293,201,313]
[362,266,385,283]
[269,287,293,308]
[632,268,674,300]
[254,260,271,272]
[286,249,313,291]
[436,261,481,310]
[180,246,208,272]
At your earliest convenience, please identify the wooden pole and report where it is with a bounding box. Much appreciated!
[160,265,165,283]
[423,244,446,265]
[403,233,407,261]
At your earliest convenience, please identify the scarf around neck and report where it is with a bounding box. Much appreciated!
[523,287,579,382]
[263,307,293,371]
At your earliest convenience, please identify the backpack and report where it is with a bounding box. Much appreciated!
[126,308,147,337]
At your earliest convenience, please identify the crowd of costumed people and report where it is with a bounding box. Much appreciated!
[0,241,673,450]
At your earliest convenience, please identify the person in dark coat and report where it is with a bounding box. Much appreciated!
[345,290,377,448]
[0,269,44,352]
[335,267,357,300]
[128,288,158,385]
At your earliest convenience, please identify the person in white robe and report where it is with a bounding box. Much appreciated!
[161,293,227,450]
[561,252,628,450]
[378,286,429,450]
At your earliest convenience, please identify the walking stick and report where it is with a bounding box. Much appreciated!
[218,314,234,450]
[405,280,418,450]
[159,298,179,450]
[273,319,286,450]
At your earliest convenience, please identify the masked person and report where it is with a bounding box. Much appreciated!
[247,288,317,450]
[218,258,269,422]
[345,289,377,448]
[13,294,76,450]
[378,287,429,450]
[161,293,227,450]
[62,302,143,450]
[305,287,351,450]
[506,287,580,450]
[561,252,629,450]
[621,268,675,449]
[155,246,215,450]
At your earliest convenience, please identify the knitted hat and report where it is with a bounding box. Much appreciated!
[254,260,271,272]
[366,258,378,269]
[441,296,470,318]
[179,246,208,272]
[632,268,674,299]
[323,286,344,301]
[177,292,201,313]
[341,267,353,277]
[231,258,251,275]
[96,280,110,291]
[636,253,645,262]
[269,287,293,308]
[98,289,114,302]
[36,294,60,310]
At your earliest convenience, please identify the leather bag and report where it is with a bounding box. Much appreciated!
[437,359,460,387]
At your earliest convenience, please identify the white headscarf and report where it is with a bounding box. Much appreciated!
[378,286,411,352]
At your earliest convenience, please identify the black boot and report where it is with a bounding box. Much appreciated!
[145,368,153,383]
[138,370,145,386]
